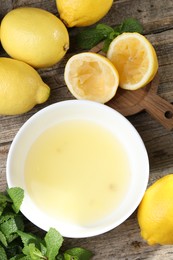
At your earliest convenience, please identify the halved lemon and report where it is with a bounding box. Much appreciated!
[107,32,158,90]
[64,52,119,103]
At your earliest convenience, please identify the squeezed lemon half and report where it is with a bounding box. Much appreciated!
[107,32,158,90]
[64,52,119,103]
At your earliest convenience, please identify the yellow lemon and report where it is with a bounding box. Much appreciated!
[107,32,158,90]
[56,0,113,27]
[0,7,69,68]
[64,52,119,103]
[137,174,173,245]
[0,58,50,115]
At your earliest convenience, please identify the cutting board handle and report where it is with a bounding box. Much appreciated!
[141,94,173,130]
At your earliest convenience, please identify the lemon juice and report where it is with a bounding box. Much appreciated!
[24,120,131,225]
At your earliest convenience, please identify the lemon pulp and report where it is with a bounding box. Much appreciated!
[64,52,119,103]
[107,32,158,90]
[25,120,131,225]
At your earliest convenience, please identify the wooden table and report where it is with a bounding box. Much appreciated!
[1,0,173,259]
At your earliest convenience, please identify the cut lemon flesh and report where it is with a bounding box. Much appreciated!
[107,32,158,90]
[64,52,119,103]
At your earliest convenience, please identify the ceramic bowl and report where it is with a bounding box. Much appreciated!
[6,100,149,238]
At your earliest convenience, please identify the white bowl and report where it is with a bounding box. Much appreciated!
[6,100,149,238]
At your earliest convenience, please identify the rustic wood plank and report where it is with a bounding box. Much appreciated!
[1,0,173,259]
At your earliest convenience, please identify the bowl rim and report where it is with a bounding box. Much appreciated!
[6,100,149,238]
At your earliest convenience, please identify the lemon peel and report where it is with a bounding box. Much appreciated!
[137,174,173,245]
[107,32,158,90]
[0,58,50,115]
[64,52,119,103]
[0,7,69,68]
[56,0,113,27]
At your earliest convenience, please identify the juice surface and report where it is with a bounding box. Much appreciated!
[24,120,131,225]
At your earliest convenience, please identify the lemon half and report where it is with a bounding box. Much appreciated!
[64,52,119,103]
[107,32,158,90]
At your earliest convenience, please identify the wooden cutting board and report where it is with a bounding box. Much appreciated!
[107,74,173,130]
[91,43,173,130]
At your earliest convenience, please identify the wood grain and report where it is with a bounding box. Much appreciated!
[1,0,173,259]
[106,74,173,130]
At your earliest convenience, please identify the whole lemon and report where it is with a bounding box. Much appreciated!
[0,58,50,115]
[56,0,113,27]
[137,174,173,245]
[0,7,69,68]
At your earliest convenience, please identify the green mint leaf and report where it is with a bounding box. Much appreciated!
[0,245,7,260]
[0,215,24,243]
[76,23,114,50]
[119,18,143,34]
[0,203,7,218]
[0,192,12,217]
[56,254,64,260]
[22,243,45,260]
[102,31,120,52]
[0,230,8,247]
[76,28,106,49]
[108,31,120,40]
[113,24,122,33]
[0,193,11,204]
[96,23,114,35]
[17,230,47,256]
[17,231,38,246]
[7,188,24,214]
[102,38,112,52]
[40,241,47,257]
[65,247,93,260]
[64,252,78,260]
[5,241,23,259]
[0,211,16,224]
[45,228,63,260]
[9,255,30,260]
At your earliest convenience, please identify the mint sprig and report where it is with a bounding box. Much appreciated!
[76,18,143,52]
[0,188,93,260]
